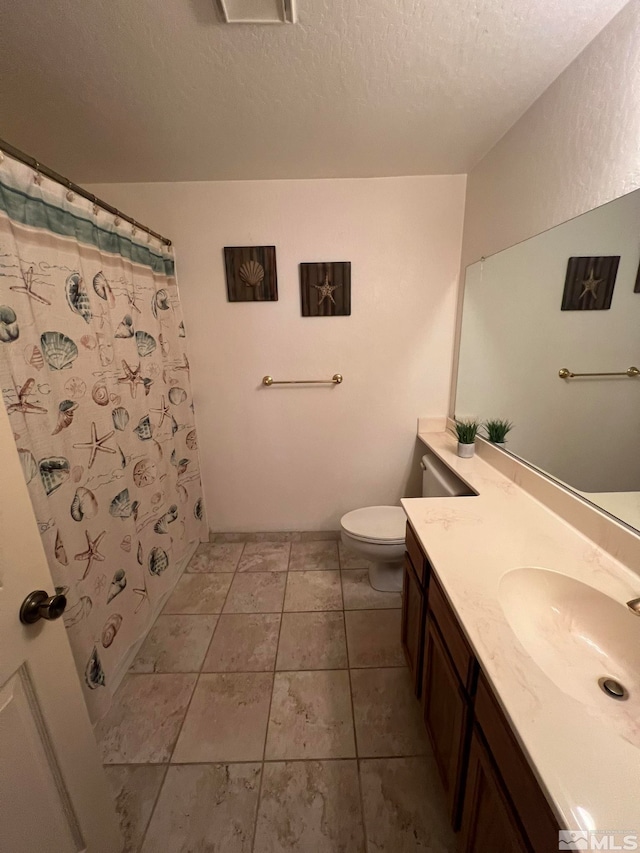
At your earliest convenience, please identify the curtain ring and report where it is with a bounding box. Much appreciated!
[114,211,122,226]
[131,223,137,237]
[92,196,99,216]
[146,230,152,244]
[0,150,4,164]
[33,163,43,185]
[66,180,75,202]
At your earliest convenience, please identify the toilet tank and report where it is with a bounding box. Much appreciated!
[421,453,475,497]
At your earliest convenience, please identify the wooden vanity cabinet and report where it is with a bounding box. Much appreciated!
[405,520,428,585]
[460,727,529,853]
[422,616,471,828]
[401,521,561,852]
[401,522,430,696]
[401,554,426,696]
[422,574,477,828]
[469,674,560,853]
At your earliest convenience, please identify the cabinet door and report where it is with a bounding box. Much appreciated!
[474,674,559,852]
[460,728,529,853]
[421,615,470,829]
[401,555,425,697]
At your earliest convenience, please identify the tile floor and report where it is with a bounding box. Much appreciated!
[97,536,457,852]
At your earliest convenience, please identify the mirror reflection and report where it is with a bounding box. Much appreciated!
[456,189,640,531]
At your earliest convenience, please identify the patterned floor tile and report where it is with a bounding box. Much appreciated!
[172,673,273,762]
[163,573,233,614]
[96,674,196,764]
[344,609,405,668]
[284,571,343,611]
[237,541,291,573]
[187,542,244,572]
[104,765,166,852]
[141,763,261,853]
[253,760,364,853]
[203,613,281,672]
[276,611,347,670]
[350,668,428,757]
[130,615,218,673]
[289,541,339,571]
[223,572,287,613]
[265,670,355,760]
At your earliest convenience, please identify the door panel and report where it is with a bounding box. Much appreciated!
[0,396,121,852]
[1,666,81,852]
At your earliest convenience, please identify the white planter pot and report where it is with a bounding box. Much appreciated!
[492,441,506,448]
[457,442,475,458]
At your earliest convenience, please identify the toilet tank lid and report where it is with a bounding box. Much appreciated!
[340,506,406,543]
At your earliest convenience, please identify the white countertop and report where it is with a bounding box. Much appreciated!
[402,430,640,835]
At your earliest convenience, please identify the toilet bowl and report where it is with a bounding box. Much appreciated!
[340,506,407,592]
[341,452,475,592]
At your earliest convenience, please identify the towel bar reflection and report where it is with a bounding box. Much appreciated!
[558,366,640,379]
[262,374,343,386]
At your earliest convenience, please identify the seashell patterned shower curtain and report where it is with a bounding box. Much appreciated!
[0,154,206,720]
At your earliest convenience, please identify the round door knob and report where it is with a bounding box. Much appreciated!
[19,590,67,625]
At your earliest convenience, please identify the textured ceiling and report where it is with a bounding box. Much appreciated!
[0,0,630,182]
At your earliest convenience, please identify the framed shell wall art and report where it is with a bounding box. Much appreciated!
[299,261,351,317]
[223,246,278,302]
[561,256,620,311]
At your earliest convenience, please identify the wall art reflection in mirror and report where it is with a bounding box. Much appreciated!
[561,255,620,311]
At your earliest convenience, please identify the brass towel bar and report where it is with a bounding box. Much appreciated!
[558,366,640,380]
[262,374,343,386]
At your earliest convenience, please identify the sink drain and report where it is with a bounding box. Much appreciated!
[598,677,629,701]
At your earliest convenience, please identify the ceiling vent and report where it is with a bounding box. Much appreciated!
[216,0,296,23]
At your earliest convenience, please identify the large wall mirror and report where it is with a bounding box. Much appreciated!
[456,189,640,533]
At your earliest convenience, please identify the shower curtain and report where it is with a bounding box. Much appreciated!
[0,154,206,720]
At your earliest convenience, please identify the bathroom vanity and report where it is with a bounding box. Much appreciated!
[401,427,640,852]
[402,519,559,851]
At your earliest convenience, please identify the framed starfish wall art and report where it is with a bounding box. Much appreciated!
[299,262,351,317]
[224,246,278,302]
[561,256,620,311]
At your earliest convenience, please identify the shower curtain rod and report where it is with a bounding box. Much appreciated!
[0,136,172,246]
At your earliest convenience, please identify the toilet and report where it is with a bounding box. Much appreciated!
[340,452,472,592]
[341,505,407,592]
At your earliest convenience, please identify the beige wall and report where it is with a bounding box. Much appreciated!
[89,176,466,531]
[461,0,640,267]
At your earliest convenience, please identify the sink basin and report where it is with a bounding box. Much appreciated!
[499,568,639,712]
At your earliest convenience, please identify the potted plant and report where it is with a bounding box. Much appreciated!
[483,419,513,447]
[454,418,480,458]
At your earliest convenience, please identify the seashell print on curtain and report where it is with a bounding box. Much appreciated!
[0,154,207,721]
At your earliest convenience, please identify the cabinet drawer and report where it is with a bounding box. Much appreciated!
[429,575,477,693]
[475,674,560,853]
[405,521,428,586]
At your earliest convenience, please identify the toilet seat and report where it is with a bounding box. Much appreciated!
[340,506,406,545]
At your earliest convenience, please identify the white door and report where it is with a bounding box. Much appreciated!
[0,398,122,852]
